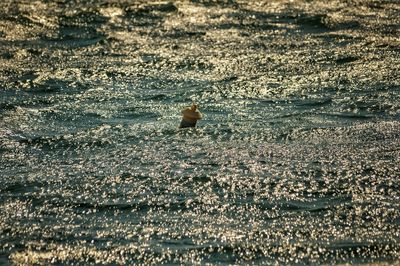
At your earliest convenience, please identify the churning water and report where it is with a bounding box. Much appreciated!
[1,0,399,265]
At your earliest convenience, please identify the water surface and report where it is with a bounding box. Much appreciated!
[1,0,400,264]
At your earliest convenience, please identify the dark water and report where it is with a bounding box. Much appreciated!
[1,0,400,265]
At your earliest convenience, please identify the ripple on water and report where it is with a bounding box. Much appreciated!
[1,0,400,264]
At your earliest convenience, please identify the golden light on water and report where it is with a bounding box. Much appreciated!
[1,0,400,264]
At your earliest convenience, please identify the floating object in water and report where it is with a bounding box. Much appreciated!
[179,103,202,128]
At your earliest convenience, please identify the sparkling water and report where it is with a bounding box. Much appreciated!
[1,0,399,264]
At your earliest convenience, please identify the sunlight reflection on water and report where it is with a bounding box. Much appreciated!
[1,0,400,264]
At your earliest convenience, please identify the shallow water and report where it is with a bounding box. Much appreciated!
[1,0,400,265]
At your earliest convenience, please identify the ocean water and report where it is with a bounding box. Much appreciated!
[0,0,399,265]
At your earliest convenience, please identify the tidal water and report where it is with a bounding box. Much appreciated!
[1,0,400,265]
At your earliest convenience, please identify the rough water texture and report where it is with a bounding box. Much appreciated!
[0,0,399,265]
